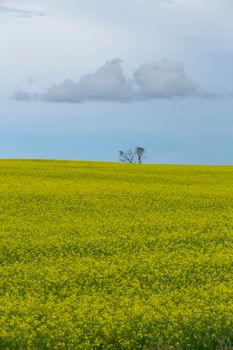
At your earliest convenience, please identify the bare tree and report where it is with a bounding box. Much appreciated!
[135,146,145,164]
[119,149,135,163]
[119,146,145,164]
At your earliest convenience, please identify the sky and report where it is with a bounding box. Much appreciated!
[1,0,233,164]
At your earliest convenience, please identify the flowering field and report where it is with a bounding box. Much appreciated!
[0,160,233,349]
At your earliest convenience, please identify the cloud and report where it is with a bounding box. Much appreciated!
[13,91,39,101]
[133,59,202,99]
[27,78,36,86]
[14,59,134,103]
[12,58,208,103]
[42,80,81,103]
[42,59,134,103]
[76,59,134,101]
[0,6,47,17]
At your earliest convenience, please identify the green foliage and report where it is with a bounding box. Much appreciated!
[0,160,233,349]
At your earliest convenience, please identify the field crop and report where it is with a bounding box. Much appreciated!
[0,160,233,349]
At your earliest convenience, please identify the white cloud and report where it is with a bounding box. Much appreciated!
[12,58,210,103]
[12,90,39,101]
[133,59,202,99]
[0,5,47,17]
[73,59,133,102]
[42,80,80,103]
[41,59,133,103]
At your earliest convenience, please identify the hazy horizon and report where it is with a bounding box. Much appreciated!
[1,0,233,164]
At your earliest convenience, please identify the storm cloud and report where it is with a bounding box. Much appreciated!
[12,59,207,103]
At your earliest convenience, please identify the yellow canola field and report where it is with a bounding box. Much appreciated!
[0,160,233,349]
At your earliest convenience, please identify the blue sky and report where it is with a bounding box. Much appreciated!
[1,0,233,163]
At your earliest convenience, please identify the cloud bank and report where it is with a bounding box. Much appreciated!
[12,59,207,103]
[0,6,47,17]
